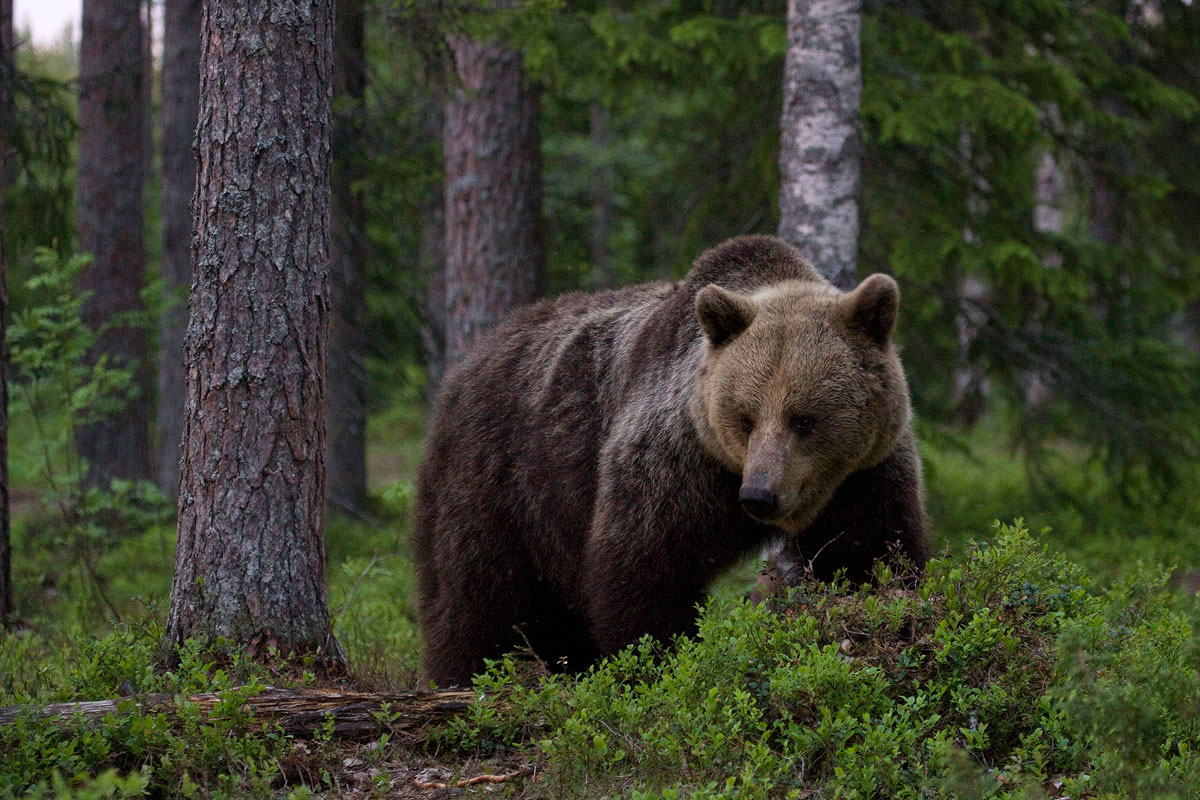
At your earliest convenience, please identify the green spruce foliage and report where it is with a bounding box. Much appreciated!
[373,0,1200,496]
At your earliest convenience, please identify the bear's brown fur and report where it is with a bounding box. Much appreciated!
[414,235,929,686]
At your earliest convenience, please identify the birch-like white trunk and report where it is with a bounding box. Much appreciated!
[1024,149,1066,408]
[1034,150,1065,237]
[777,0,862,289]
[765,0,864,584]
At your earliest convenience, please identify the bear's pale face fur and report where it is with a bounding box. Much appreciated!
[690,274,910,534]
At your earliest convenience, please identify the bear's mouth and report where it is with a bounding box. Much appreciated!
[741,505,782,525]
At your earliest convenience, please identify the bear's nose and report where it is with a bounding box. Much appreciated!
[739,486,779,520]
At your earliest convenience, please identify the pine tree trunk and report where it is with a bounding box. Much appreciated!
[1186,301,1200,357]
[155,0,201,501]
[0,0,12,625]
[590,103,615,289]
[142,2,153,193]
[327,0,367,514]
[1091,99,1127,248]
[443,30,544,367]
[1090,170,1123,247]
[163,0,343,668]
[777,0,862,290]
[422,176,447,402]
[952,129,990,425]
[77,0,151,486]
[421,93,446,403]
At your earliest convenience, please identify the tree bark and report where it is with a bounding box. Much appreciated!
[0,0,12,624]
[142,1,153,195]
[155,0,201,501]
[1023,148,1066,410]
[327,0,367,514]
[1186,301,1200,357]
[1090,168,1123,247]
[163,0,343,669]
[421,93,446,403]
[952,129,990,425]
[0,687,474,741]
[777,0,862,290]
[1034,150,1065,238]
[443,28,544,367]
[590,103,615,289]
[1091,99,1127,249]
[77,0,151,486]
[422,175,447,403]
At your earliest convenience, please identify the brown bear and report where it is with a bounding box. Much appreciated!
[414,235,928,686]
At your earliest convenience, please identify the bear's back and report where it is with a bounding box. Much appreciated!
[436,235,821,422]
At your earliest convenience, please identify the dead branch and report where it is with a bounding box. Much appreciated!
[414,767,531,790]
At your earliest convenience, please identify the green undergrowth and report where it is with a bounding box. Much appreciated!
[6,508,422,678]
[1,624,302,798]
[0,588,420,799]
[442,523,1200,799]
[2,522,1198,797]
[1,509,424,797]
[922,424,1200,580]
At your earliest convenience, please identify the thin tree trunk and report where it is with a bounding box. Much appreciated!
[77,0,151,486]
[142,1,153,195]
[422,183,447,403]
[1034,150,1065,239]
[1024,148,1066,409]
[0,0,12,624]
[421,93,446,403]
[1091,99,1127,249]
[327,0,367,513]
[163,0,343,669]
[155,0,200,501]
[443,27,544,367]
[953,277,989,424]
[1186,301,1200,357]
[1090,169,1123,247]
[590,102,615,289]
[952,128,990,425]
[777,0,862,289]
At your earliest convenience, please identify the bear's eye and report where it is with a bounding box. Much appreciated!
[789,415,818,436]
[738,414,754,435]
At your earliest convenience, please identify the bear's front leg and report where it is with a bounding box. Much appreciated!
[580,429,757,657]
[582,550,708,657]
[581,482,756,657]
[580,495,716,657]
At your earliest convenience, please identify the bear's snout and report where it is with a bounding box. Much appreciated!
[739,486,780,520]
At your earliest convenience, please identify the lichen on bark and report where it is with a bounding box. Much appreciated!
[163,0,344,669]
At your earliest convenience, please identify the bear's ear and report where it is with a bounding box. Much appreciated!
[839,273,899,347]
[696,284,757,347]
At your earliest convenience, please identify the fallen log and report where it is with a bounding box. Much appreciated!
[0,687,477,741]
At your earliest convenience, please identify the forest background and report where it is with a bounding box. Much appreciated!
[2,0,1200,797]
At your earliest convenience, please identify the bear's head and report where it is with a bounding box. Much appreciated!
[690,274,911,533]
